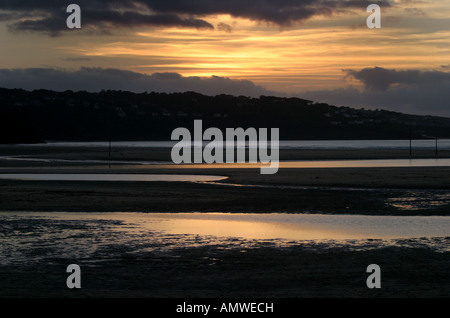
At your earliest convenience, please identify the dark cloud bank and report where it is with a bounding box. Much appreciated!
[302,67,450,117]
[1,66,449,117]
[0,0,391,35]
[0,67,275,97]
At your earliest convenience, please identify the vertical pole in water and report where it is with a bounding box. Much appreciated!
[108,138,111,169]
[435,137,438,158]
[409,128,412,157]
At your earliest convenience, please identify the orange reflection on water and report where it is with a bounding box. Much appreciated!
[131,213,450,241]
[153,158,450,169]
[154,216,351,241]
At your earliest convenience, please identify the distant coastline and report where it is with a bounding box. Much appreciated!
[2,88,450,144]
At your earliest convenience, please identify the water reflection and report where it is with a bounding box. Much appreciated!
[3,156,450,168]
[134,213,450,240]
[3,212,447,241]
[20,139,450,149]
[1,212,448,266]
[170,158,450,169]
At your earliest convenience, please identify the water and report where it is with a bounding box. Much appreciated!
[279,158,450,168]
[2,212,449,244]
[0,174,228,182]
[17,139,450,150]
[127,212,450,240]
[2,157,450,168]
[1,212,448,266]
[3,139,450,168]
[183,158,450,169]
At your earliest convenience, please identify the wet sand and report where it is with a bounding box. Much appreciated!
[1,240,449,298]
[1,146,450,214]
[0,145,449,298]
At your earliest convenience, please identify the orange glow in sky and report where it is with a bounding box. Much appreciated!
[1,1,450,95]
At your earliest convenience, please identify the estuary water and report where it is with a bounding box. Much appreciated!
[2,157,450,169]
[16,139,450,150]
[1,212,448,248]
[1,212,448,267]
[116,212,450,240]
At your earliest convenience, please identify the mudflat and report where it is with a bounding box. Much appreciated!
[1,145,450,214]
[0,144,449,298]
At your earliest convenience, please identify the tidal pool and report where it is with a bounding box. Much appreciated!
[1,212,449,266]
[2,212,449,241]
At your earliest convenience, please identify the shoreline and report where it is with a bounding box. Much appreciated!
[0,170,449,215]
[1,146,450,215]
[2,145,450,160]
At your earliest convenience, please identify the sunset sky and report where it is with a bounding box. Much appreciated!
[1,0,450,116]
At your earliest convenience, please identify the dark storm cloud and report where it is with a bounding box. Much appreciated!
[0,67,275,97]
[345,67,450,91]
[1,1,214,35]
[302,67,450,117]
[0,0,392,35]
[140,0,392,26]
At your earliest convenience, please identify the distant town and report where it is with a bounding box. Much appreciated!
[1,87,449,144]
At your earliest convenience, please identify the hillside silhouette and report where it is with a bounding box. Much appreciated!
[1,88,450,144]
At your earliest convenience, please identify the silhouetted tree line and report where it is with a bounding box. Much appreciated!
[1,87,449,144]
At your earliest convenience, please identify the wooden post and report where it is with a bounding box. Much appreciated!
[435,137,438,158]
[409,128,412,157]
[108,138,111,169]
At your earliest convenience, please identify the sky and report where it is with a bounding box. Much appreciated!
[1,0,450,116]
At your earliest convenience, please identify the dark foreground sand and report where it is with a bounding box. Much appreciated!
[0,145,449,298]
[1,241,449,298]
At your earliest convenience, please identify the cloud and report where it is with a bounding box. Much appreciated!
[1,65,449,117]
[217,22,233,33]
[301,67,450,117]
[404,7,426,16]
[61,57,92,62]
[0,67,276,97]
[344,67,450,91]
[1,1,214,35]
[143,0,392,26]
[0,0,392,35]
